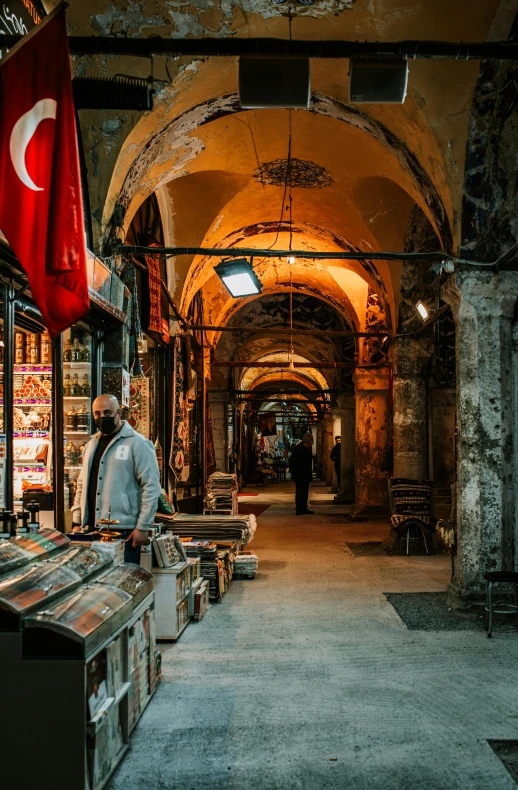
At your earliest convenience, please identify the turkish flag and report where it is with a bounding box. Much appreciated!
[0,7,89,336]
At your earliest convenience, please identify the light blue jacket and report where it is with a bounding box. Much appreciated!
[72,421,161,532]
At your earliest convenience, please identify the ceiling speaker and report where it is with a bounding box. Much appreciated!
[349,58,409,104]
[239,56,310,109]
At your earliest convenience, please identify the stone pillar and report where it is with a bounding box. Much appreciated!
[354,367,390,511]
[451,270,518,600]
[335,393,355,503]
[392,337,432,479]
[208,390,230,473]
[330,409,341,493]
[322,412,334,486]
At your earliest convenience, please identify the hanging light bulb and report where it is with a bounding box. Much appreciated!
[287,255,296,265]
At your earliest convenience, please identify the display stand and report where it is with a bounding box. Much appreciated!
[2,590,155,790]
[152,561,190,641]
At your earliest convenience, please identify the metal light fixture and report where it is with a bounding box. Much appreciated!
[287,255,296,265]
[214,258,262,298]
[416,301,429,321]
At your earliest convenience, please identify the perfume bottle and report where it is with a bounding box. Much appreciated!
[63,374,72,397]
[72,338,82,362]
[63,338,72,362]
[71,373,82,397]
[82,343,91,363]
[82,373,91,397]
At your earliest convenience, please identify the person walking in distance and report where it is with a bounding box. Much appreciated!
[289,433,315,515]
[71,393,161,564]
[330,435,341,487]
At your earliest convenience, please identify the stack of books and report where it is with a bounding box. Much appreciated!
[234,551,259,579]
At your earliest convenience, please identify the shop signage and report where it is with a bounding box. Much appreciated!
[0,1,45,59]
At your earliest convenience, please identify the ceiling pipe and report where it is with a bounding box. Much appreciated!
[213,360,380,368]
[4,35,518,60]
[188,324,386,337]
[122,244,446,263]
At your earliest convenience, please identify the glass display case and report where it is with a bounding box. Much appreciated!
[0,562,81,630]
[10,332,53,510]
[98,563,154,608]
[0,540,32,575]
[14,527,70,559]
[24,583,133,657]
[63,326,93,516]
[52,544,112,580]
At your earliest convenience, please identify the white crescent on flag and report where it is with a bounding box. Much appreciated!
[9,98,57,191]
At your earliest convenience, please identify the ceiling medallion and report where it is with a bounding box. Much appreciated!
[255,158,332,188]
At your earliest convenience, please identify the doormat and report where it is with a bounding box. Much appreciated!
[384,592,485,631]
[345,541,388,557]
[488,741,518,783]
[238,503,271,517]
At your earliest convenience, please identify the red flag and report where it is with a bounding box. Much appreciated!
[0,7,89,336]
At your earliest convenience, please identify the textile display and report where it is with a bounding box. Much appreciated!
[144,246,162,334]
[389,478,435,533]
[170,336,188,479]
[155,512,257,545]
[128,375,150,439]
[206,394,217,478]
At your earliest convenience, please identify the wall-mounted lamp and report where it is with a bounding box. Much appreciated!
[415,301,429,321]
[214,257,263,298]
[287,255,296,265]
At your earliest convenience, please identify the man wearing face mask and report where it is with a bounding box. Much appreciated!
[71,393,161,564]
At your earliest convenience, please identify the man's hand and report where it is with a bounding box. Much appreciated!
[71,525,84,533]
[125,528,150,548]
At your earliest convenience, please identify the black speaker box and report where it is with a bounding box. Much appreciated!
[239,56,310,109]
[349,58,408,104]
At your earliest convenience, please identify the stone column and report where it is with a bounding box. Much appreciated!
[330,409,341,493]
[208,390,230,473]
[334,393,356,503]
[392,337,432,479]
[451,270,518,600]
[322,412,334,485]
[354,367,390,512]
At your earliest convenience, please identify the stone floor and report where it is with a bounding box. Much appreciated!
[108,481,518,790]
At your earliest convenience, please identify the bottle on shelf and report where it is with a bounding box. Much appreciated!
[65,440,79,466]
[83,343,91,363]
[66,406,78,431]
[17,511,29,534]
[76,404,90,433]
[78,440,87,463]
[72,338,83,362]
[15,333,24,365]
[82,373,91,397]
[9,514,17,537]
[63,373,72,397]
[63,338,72,362]
[0,510,12,534]
[71,373,82,397]
[40,332,51,364]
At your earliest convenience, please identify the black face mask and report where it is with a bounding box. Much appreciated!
[95,415,117,435]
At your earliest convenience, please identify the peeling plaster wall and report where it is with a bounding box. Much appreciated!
[354,367,390,510]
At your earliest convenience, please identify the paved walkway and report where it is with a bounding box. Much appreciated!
[109,482,518,790]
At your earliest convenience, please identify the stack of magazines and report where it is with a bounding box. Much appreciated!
[234,552,258,579]
[205,472,238,514]
[162,513,257,546]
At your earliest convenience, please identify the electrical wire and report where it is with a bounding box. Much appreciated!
[118,243,518,268]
